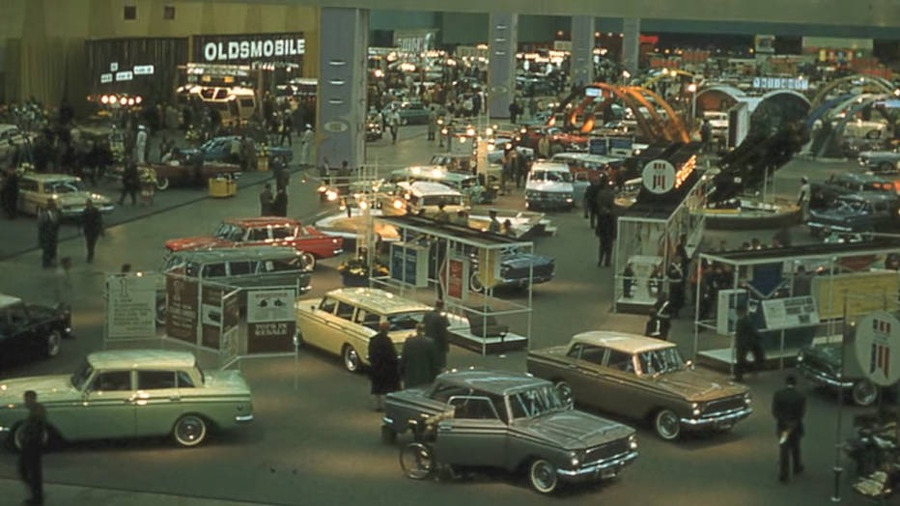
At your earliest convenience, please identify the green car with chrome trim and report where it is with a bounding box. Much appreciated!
[0,350,253,450]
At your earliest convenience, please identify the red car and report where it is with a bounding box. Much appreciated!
[165,217,343,269]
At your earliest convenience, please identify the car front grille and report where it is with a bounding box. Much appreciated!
[584,438,630,463]
[704,396,746,415]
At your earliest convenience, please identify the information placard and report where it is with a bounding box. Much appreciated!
[106,273,158,340]
[247,288,296,353]
[761,296,820,330]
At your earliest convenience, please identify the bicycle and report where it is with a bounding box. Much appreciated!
[398,411,453,480]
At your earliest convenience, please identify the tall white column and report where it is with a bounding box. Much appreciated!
[570,16,595,87]
[317,8,368,170]
[487,12,518,119]
[622,17,641,79]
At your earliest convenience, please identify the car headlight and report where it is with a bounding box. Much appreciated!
[629,434,638,450]
[796,353,804,363]
[744,393,752,405]
[569,450,583,467]
[563,193,573,200]
[691,402,702,417]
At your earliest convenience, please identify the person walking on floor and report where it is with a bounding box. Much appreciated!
[272,187,288,217]
[388,108,401,144]
[423,299,450,370]
[81,199,104,263]
[37,201,60,269]
[400,323,440,388]
[119,163,140,206]
[508,100,520,124]
[299,125,315,166]
[259,183,274,216]
[368,321,400,411]
[595,210,616,267]
[772,375,806,483]
[734,305,765,382]
[2,168,19,219]
[278,111,293,147]
[426,109,437,141]
[584,177,599,228]
[18,390,46,505]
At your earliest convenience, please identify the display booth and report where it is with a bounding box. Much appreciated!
[692,240,900,372]
[614,144,707,314]
[371,215,534,354]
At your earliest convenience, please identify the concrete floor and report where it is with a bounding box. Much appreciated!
[0,125,887,505]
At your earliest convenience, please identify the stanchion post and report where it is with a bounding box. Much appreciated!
[832,291,848,503]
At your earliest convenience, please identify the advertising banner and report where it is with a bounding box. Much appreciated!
[192,33,306,65]
[812,272,900,320]
[440,255,469,302]
[761,296,820,330]
[165,274,199,344]
[105,273,158,341]
[246,288,296,353]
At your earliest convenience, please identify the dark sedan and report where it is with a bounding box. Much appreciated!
[0,294,72,370]
[179,136,293,165]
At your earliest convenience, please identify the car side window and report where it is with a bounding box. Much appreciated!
[319,297,337,313]
[355,309,380,330]
[91,371,132,392]
[229,261,253,276]
[248,227,269,241]
[202,263,227,278]
[449,396,499,420]
[430,384,470,403]
[566,343,583,359]
[579,345,606,365]
[176,371,196,388]
[138,371,176,390]
[336,302,355,320]
[606,350,636,373]
[7,304,28,326]
[271,226,294,240]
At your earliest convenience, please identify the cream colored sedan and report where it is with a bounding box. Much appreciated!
[0,350,253,450]
[17,173,114,218]
[295,288,431,372]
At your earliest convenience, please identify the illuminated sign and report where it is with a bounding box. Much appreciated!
[193,34,306,64]
[641,156,696,194]
[751,76,809,91]
[584,87,601,97]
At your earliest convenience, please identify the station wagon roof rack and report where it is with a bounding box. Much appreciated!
[88,349,196,370]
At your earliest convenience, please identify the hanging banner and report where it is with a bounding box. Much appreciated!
[246,288,297,353]
[105,273,157,341]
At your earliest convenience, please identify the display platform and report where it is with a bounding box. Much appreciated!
[697,334,840,372]
[702,200,800,230]
[448,328,528,354]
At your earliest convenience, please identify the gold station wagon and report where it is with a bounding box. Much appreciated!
[17,173,115,218]
[295,288,432,373]
[0,350,253,450]
[527,331,751,441]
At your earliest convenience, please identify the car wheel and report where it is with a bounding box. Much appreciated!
[879,162,894,173]
[381,425,397,444]
[45,330,62,358]
[301,252,317,270]
[400,442,434,480]
[172,414,207,448]
[155,176,170,191]
[851,380,878,406]
[554,381,574,409]
[528,458,559,494]
[12,423,50,452]
[342,345,362,373]
[469,272,484,293]
[654,409,681,441]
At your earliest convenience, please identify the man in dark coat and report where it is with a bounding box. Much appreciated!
[272,188,288,217]
[81,199,104,263]
[400,324,440,388]
[119,163,140,205]
[595,211,616,267]
[734,305,765,382]
[18,390,46,505]
[584,178,599,227]
[37,200,60,268]
[259,183,274,216]
[368,321,400,411]
[423,299,450,370]
[1,168,19,219]
[772,375,806,482]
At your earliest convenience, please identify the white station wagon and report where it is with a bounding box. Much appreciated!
[0,350,253,449]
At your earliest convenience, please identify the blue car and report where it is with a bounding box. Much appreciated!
[180,136,293,165]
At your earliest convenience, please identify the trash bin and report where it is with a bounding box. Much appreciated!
[208,175,237,198]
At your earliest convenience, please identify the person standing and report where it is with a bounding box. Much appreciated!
[81,199,104,263]
[667,255,685,318]
[299,125,315,166]
[734,305,765,382]
[278,111,293,147]
[584,178,599,228]
[426,109,437,141]
[388,108,401,145]
[259,183,274,216]
[700,118,712,154]
[18,390,46,506]
[134,125,148,165]
[368,321,400,411]
[272,187,288,217]
[508,100,520,124]
[54,256,73,312]
[37,201,60,269]
[797,176,811,222]
[119,163,140,206]
[595,210,616,267]
[423,299,450,370]
[400,323,440,388]
[487,209,501,233]
[772,375,806,483]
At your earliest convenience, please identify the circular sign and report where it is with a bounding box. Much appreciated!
[323,120,348,133]
[853,311,900,387]
[641,159,676,194]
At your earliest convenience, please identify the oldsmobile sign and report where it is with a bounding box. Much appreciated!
[194,33,305,64]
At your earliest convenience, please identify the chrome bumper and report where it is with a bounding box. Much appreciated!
[681,406,753,427]
[807,222,852,232]
[799,363,853,389]
[558,450,639,480]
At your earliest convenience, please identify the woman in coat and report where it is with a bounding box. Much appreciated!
[368,321,400,411]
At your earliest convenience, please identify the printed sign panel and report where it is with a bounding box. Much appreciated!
[642,159,676,194]
[854,311,900,386]
[200,285,224,349]
[105,274,157,340]
[165,275,199,344]
[247,288,296,353]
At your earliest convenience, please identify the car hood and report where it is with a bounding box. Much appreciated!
[651,369,747,402]
[527,181,573,193]
[801,342,842,366]
[502,253,554,269]
[0,375,78,404]
[165,236,230,252]
[204,370,252,395]
[516,410,633,450]
[810,207,859,221]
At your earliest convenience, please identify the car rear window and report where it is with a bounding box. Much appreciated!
[138,371,176,390]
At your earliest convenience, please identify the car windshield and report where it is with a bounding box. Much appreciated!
[530,171,572,183]
[71,360,94,390]
[386,311,426,331]
[833,199,868,213]
[638,347,685,376]
[213,223,246,242]
[45,180,86,194]
[508,385,567,419]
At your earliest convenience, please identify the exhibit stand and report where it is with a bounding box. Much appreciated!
[371,215,533,354]
[692,240,900,373]
[614,146,707,314]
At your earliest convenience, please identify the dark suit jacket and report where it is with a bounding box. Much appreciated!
[423,310,449,353]
[400,335,439,388]
[772,385,806,436]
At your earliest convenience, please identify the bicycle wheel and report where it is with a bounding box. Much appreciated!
[399,442,434,480]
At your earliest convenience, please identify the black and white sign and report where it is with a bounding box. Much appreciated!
[115,71,134,82]
[642,159,676,194]
[105,273,157,340]
[247,289,295,323]
[133,65,155,76]
[110,62,119,72]
[761,296,820,330]
[100,73,113,84]
[853,311,900,387]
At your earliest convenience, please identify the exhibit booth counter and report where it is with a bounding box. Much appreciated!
[692,240,900,374]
